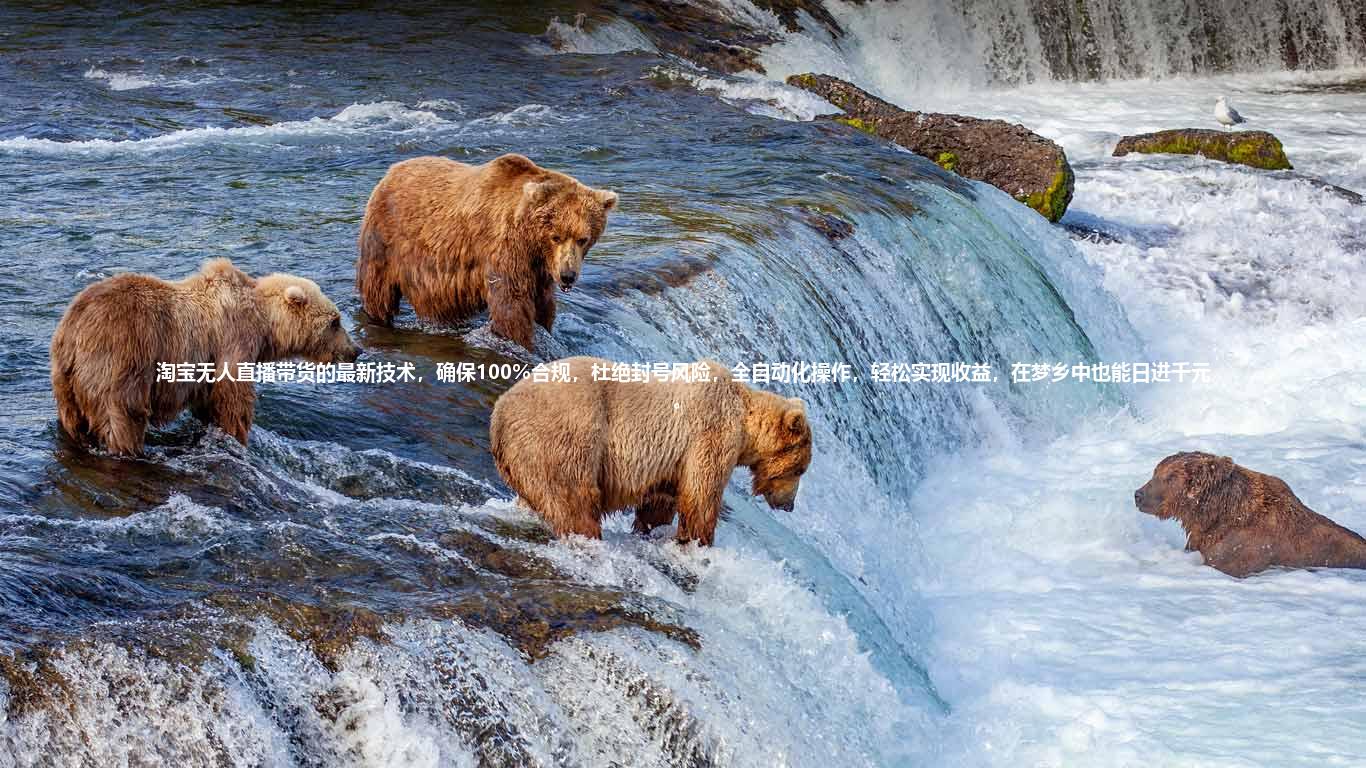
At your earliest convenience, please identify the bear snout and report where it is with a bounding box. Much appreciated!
[763,487,799,512]
[338,342,361,364]
[1134,482,1161,516]
[559,268,578,291]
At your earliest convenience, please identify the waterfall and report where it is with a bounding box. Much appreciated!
[739,0,1366,95]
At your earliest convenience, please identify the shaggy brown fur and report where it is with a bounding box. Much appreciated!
[1136,451,1366,577]
[50,259,359,456]
[489,356,813,546]
[356,154,617,351]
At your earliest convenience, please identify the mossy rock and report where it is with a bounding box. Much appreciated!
[787,72,1075,222]
[834,116,876,134]
[1014,155,1075,223]
[1113,128,1292,170]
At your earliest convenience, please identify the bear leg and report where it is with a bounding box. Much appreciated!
[535,276,557,332]
[209,378,256,445]
[51,366,88,441]
[487,269,538,351]
[530,486,603,540]
[675,444,729,546]
[634,490,677,535]
[100,405,147,457]
[357,226,399,325]
[509,451,604,539]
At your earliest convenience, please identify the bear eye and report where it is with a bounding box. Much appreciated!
[576,237,589,248]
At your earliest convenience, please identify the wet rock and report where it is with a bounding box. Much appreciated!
[1113,128,1293,170]
[436,529,562,580]
[786,73,1075,221]
[582,253,716,298]
[1271,171,1364,204]
[603,0,846,74]
[800,209,856,241]
[1062,221,1124,245]
[204,592,387,672]
[0,645,74,716]
[432,584,700,660]
[602,1,773,73]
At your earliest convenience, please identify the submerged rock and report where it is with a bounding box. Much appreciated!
[1113,129,1293,170]
[786,73,1075,222]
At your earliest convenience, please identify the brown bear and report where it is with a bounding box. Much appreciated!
[1135,451,1366,577]
[355,154,617,351]
[50,258,359,457]
[489,356,813,545]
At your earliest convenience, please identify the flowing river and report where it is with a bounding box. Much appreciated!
[1,2,1364,766]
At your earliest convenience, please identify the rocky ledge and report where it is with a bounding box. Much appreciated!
[1113,129,1292,170]
[786,73,1075,222]
[602,0,845,73]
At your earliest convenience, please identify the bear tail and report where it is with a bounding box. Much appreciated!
[356,222,399,326]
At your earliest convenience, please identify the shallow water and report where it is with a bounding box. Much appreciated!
[2,2,1366,767]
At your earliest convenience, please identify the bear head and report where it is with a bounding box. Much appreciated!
[746,394,814,512]
[256,274,361,364]
[1135,451,1237,525]
[517,176,617,292]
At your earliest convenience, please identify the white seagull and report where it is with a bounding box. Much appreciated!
[1214,96,1246,130]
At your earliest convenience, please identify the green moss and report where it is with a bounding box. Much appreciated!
[789,73,819,90]
[834,116,876,134]
[227,180,248,189]
[1227,136,1292,170]
[935,151,959,172]
[230,647,256,672]
[1014,156,1074,223]
[1121,131,1291,171]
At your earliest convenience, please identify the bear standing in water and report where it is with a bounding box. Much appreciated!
[489,357,813,546]
[1135,451,1366,577]
[356,154,617,351]
[50,258,359,456]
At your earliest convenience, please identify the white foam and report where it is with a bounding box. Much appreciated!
[83,67,155,91]
[0,642,287,766]
[540,15,657,55]
[660,67,842,121]
[413,98,464,113]
[466,103,568,129]
[890,72,1366,765]
[0,101,448,157]
[0,494,232,542]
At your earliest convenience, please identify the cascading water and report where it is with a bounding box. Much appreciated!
[3,1,1365,766]
[756,0,1366,88]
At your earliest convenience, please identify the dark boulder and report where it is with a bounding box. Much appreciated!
[786,73,1075,222]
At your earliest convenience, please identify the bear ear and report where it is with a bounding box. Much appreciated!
[522,180,559,208]
[594,188,618,211]
[491,153,539,175]
[1213,455,1235,479]
[1191,454,1236,495]
[782,407,806,435]
[285,284,308,307]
